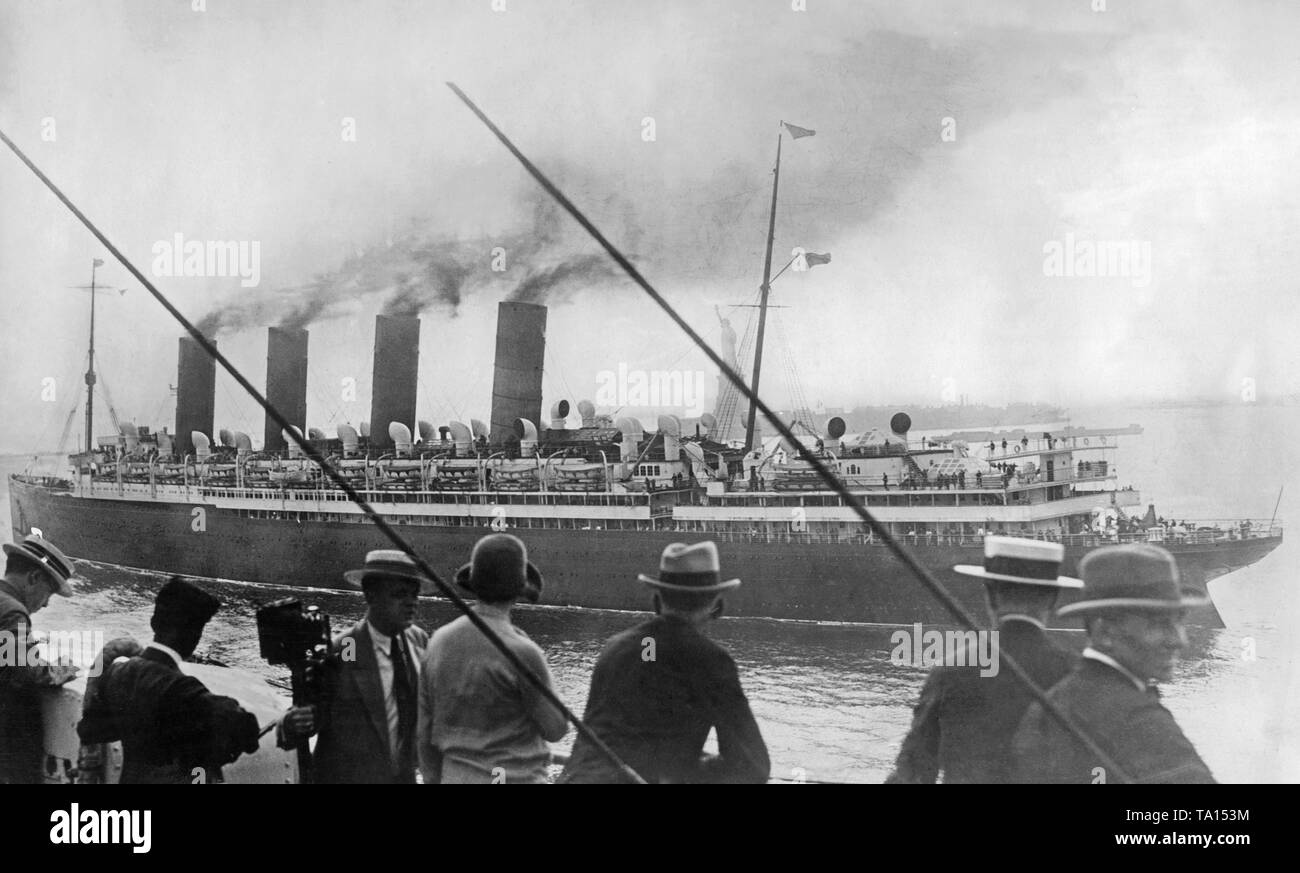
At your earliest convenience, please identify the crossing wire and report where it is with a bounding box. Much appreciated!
[444,82,1136,784]
[0,124,646,786]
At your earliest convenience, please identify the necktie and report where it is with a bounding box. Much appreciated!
[391,633,416,772]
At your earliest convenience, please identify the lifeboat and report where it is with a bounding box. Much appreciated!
[552,460,607,491]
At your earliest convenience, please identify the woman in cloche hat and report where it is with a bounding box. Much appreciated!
[416,533,568,784]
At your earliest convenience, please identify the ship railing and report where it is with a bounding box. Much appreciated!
[980,435,1120,459]
[757,469,1119,495]
[894,470,1117,492]
[674,519,1283,549]
[1000,521,1282,548]
[15,473,74,491]
[685,528,1000,547]
[836,443,911,458]
[189,484,677,509]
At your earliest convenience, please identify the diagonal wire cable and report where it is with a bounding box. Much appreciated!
[0,124,645,786]
[445,81,1135,784]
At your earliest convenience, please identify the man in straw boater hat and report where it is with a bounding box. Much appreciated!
[560,541,769,784]
[417,533,568,784]
[279,550,433,783]
[1011,543,1215,783]
[77,576,260,783]
[0,532,85,783]
[887,536,1081,784]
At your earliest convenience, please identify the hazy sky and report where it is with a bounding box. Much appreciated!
[2,0,1298,452]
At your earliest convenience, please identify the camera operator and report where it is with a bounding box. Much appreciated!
[77,577,260,783]
[278,550,433,784]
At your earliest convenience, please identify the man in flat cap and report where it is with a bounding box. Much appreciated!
[1011,543,1215,784]
[279,550,432,783]
[77,576,260,783]
[0,533,85,783]
[561,541,769,784]
[418,533,567,784]
[887,536,1080,784]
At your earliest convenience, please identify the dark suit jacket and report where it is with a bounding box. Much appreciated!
[0,590,45,784]
[309,621,429,784]
[78,646,255,784]
[887,618,1075,784]
[560,614,769,784]
[1011,656,1216,784]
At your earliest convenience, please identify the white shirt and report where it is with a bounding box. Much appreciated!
[368,621,420,766]
[998,614,1046,629]
[1082,646,1149,693]
[146,640,184,668]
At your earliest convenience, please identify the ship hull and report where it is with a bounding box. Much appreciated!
[10,476,1281,627]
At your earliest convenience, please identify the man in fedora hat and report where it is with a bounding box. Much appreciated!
[279,549,432,783]
[560,541,769,784]
[887,536,1080,784]
[77,576,260,783]
[417,533,567,784]
[1011,543,1215,783]
[0,532,85,783]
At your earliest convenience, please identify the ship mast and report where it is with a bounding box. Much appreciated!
[84,258,101,453]
[744,131,782,454]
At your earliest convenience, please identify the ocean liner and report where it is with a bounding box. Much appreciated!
[7,123,1282,628]
[7,296,1283,627]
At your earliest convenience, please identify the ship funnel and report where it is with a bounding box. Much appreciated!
[550,400,571,430]
[369,314,420,452]
[233,431,253,455]
[337,424,360,457]
[824,416,846,454]
[307,427,327,441]
[191,431,211,461]
[470,419,489,442]
[489,302,548,443]
[175,336,216,457]
[120,423,140,454]
[417,420,436,444]
[359,421,370,439]
[515,418,539,457]
[615,416,643,464]
[263,327,309,452]
[448,421,473,455]
[389,422,413,457]
[577,399,596,428]
[284,426,305,459]
[890,412,912,444]
[657,414,682,463]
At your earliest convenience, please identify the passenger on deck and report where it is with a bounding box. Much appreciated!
[278,550,433,783]
[560,541,769,784]
[0,534,92,784]
[1011,544,1216,784]
[78,578,260,783]
[417,533,566,784]
[887,536,1080,784]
